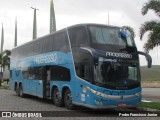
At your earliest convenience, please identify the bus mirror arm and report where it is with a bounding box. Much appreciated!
[137,51,152,68]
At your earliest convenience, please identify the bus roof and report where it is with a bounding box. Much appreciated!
[12,23,122,51]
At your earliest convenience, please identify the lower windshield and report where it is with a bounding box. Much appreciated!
[94,59,140,89]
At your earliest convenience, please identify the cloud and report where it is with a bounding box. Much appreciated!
[0,0,159,65]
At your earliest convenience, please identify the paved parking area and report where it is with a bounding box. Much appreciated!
[0,89,159,120]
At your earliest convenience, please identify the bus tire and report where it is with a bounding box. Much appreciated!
[64,89,75,110]
[53,87,63,107]
[15,84,20,96]
[19,84,25,98]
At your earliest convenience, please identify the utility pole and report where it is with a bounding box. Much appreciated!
[14,17,17,47]
[50,0,56,33]
[31,7,39,40]
[108,10,110,25]
[1,23,4,53]
[0,23,4,84]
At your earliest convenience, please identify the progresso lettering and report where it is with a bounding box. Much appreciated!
[106,52,132,58]
[35,53,57,64]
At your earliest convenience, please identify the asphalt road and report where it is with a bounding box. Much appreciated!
[0,89,159,120]
[142,88,160,102]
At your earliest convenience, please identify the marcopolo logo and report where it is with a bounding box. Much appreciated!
[35,53,57,64]
[106,52,132,58]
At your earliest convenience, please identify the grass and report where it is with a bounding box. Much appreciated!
[0,86,8,89]
[0,81,9,89]
[141,101,160,110]
[141,65,160,81]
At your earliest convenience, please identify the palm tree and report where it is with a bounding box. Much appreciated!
[122,26,136,39]
[2,50,11,69]
[0,50,11,86]
[140,0,160,52]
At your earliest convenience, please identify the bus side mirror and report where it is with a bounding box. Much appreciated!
[119,31,127,41]
[137,51,152,68]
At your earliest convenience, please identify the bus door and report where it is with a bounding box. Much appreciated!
[36,67,46,98]
[30,79,37,95]
[43,66,51,98]
[28,67,37,95]
[36,66,51,98]
[36,80,43,98]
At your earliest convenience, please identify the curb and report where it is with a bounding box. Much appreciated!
[0,86,9,90]
[138,107,160,112]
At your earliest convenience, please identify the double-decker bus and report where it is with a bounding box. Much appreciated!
[9,24,152,109]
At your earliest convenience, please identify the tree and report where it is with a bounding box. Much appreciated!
[2,50,11,69]
[140,0,160,52]
[0,50,11,86]
[122,26,136,38]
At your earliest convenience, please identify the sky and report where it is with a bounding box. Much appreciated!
[0,0,159,66]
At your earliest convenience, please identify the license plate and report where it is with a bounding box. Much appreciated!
[118,103,126,107]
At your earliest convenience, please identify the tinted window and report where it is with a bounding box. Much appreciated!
[22,66,71,81]
[68,26,89,47]
[22,68,29,79]
[42,31,70,53]
[52,32,70,52]
[74,51,91,82]
[10,70,12,79]
[11,30,70,59]
[89,26,135,46]
[50,66,71,81]
[33,40,42,55]
[22,44,33,57]
[22,67,46,80]
[42,36,53,53]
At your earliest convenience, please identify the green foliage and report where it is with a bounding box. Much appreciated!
[141,101,160,110]
[140,0,160,52]
[142,0,160,17]
[122,26,136,38]
[0,50,11,75]
[0,85,8,89]
[141,65,160,81]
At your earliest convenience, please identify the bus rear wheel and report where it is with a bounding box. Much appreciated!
[15,84,20,96]
[64,89,75,110]
[19,84,25,97]
[53,87,63,107]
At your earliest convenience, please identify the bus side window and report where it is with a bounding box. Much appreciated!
[68,26,89,47]
[34,41,42,55]
[10,70,12,79]
[52,32,70,53]
[38,67,46,80]
[50,66,71,81]
[22,68,29,79]
[28,67,35,79]
[74,52,91,82]
[42,36,53,53]
[76,63,90,82]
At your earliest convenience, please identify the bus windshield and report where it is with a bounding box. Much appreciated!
[89,26,135,47]
[94,59,140,89]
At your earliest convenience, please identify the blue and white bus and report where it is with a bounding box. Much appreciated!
[9,24,152,109]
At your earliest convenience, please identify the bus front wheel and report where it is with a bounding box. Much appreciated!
[53,87,63,107]
[64,89,75,110]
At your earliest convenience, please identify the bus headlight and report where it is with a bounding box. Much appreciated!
[87,87,108,98]
[135,92,141,96]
